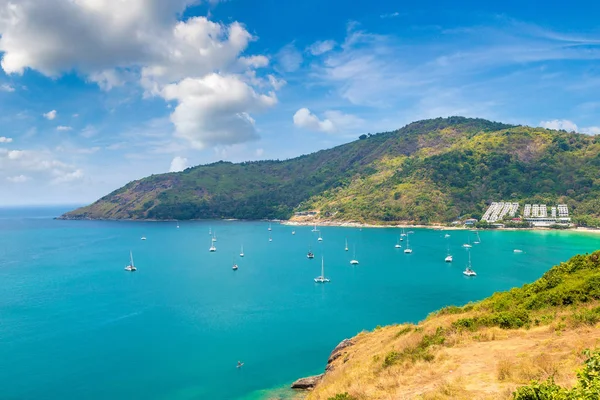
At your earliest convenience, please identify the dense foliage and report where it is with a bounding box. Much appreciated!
[61,117,600,222]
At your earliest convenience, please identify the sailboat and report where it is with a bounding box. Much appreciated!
[240,245,244,257]
[317,231,323,242]
[307,245,315,259]
[350,247,359,265]
[176,222,180,229]
[400,228,405,241]
[474,231,481,244]
[462,236,472,248]
[268,223,272,231]
[312,224,319,232]
[445,244,453,262]
[292,231,296,235]
[212,233,217,242]
[141,236,146,241]
[269,234,272,242]
[345,238,349,251]
[404,235,412,254]
[232,256,238,271]
[124,251,137,271]
[444,233,450,238]
[395,235,401,248]
[209,239,216,252]
[314,256,330,283]
[463,250,476,276]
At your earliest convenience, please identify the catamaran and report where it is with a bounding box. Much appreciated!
[345,238,349,251]
[240,245,244,257]
[404,235,413,254]
[350,247,359,265]
[445,244,452,262]
[314,256,330,283]
[124,251,137,271]
[463,251,476,276]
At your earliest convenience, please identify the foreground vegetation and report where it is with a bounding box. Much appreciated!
[62,117,600,223]
[307,251,600,399]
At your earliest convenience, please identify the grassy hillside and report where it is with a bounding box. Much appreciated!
[307,251,600,400]
[61,117,600,222]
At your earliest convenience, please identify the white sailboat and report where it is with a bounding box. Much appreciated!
[345,238,349,251]
[307,245,315,259]
[445,244,452,262]
[212,233,217,242]
[312,224,319,232]
[317,231,323,242]
[209,239,216,252]
[269,234,272,242]
[395,235,401,248]
[240,245,244,257]
[463,250,476,276]
[141,236,146,241]
[350,247,359,265]
[400,228,406,241]
[314,256,330,283]
[474,231,481,244]
[444,233,450,238]
[176,222,180,229]
[268,223,272,231]
[232,256,238,271]
[292,231,296,235]
[462,236,472,248]
[404,235,413,254]
[124,251,137,271]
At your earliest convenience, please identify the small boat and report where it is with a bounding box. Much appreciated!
[209,239,216,252]
[176,222,180,229]
[240,245,244,257]
[514,249,523,253]
[269,234,272,242]
[395,235,401,248]
[462,236,472,248]
[124,251,137,271]
[345,238,349,251]
[444,233,451,238]
[212,233,217,242]
[314,256,330,283]
[292,231,296,235]
[236,361,244,368]
[141,236,146,241]
[268,223,272,231]
[312,224,319,232]
[400,228,406,238]
[404,235,412,254]
[307,245,314,259]
[317,232,323,242]
[445,244,452,262]
[350,247,359,265]
[463,251,476,276]
[408,231,415,234]
[474,232,481,245]
[232,264,238,271]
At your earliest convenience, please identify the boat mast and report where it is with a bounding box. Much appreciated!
[321,256,325,277]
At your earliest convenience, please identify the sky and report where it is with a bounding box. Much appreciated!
[1,0,600,205]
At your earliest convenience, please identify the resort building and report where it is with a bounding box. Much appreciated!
[481,202,520,222]
[523,203,571,227]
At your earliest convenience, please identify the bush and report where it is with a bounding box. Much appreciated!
[328,393,358,400]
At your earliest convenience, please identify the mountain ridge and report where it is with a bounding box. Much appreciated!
[60,117,600,224]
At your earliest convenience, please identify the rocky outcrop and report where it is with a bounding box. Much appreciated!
[291,374,323,390]
[326,338,354,372]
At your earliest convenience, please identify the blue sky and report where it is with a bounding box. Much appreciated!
[0,0,599,205]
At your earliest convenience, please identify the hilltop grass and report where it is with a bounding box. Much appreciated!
[307,250,600,400]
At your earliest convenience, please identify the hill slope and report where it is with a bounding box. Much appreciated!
[61,117,600,222]
[306,250,600,400]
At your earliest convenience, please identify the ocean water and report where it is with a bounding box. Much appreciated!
[0,206,599,400]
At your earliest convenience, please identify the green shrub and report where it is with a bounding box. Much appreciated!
[328,393,358,400]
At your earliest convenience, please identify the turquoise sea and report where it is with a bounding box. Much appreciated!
[1,206,599,400]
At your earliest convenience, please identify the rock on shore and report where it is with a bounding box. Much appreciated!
[291,374,323,390]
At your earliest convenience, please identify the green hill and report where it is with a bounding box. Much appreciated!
[60,117,600,223]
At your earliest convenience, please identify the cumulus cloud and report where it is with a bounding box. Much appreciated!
[0,83,14,92]
[0,0,279,148]
[540,119,579,132]
[0,148,83,185]
[7,174,30,183]
[162,74,277,148]
[582,126,600,135]
[56,125,72,131]
[308,40,336,55]
[43,110,57,120]
[169,156,189,172]
[293,108,363,133]
[0,136,13,143]
[293,108,335,133]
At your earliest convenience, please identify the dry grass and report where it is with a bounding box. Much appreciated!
[306,303,600,400]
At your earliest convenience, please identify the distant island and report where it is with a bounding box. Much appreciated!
[59,116,600,228]
[299,250,600,399]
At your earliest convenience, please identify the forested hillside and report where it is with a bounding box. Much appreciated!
[61,117,600,223]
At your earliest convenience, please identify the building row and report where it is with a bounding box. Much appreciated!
[482,201,571,227]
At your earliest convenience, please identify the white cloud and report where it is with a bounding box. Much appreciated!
[162,74,277,148]
[239,55,269,68]
[56,125,72,131]
[308,40,336,56]
[169,156,189,172]
[72,113,79,117]
[293,108,335,133]
[51,169,84,184]
[380,12,400,18]
[0,83,15,92]
[0,148,83,185]
[255,148,264,157]
[0,136,13,143]
[277,43,303,72]
[43,110,57,120]
[7,174,30,183]
[267,74,286,90]
[539,119,600,135]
